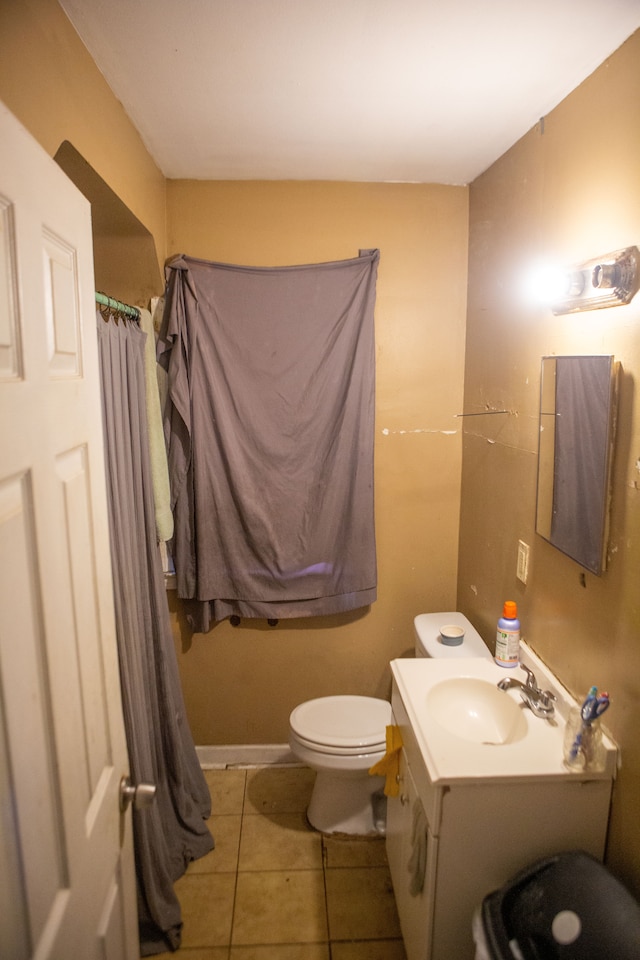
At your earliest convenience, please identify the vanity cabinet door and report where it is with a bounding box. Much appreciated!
[387,748,438,960]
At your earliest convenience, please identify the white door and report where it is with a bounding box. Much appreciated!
[0,103,138,959]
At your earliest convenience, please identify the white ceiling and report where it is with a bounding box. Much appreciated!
[59,0,640,185]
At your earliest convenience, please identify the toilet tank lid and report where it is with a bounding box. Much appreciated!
[414,612,491,659]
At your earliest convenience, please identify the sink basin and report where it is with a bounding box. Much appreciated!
[427,677,528,744]
[391,650,617,782]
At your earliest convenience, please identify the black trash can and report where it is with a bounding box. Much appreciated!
[477,850,640,959]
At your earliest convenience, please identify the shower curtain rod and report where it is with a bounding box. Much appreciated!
[95,291,140,320]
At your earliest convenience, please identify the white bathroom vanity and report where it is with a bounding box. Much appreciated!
[386,646,617,960]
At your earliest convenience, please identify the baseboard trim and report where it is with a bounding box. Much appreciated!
[196,743,298,769]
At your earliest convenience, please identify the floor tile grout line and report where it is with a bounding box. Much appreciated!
[321,835,334,958]
[226,768,247,950]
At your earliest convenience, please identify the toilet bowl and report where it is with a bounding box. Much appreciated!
[288,612,491,836]
[288,695,392,835]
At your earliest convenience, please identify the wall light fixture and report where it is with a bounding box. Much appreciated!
[551,245,639,315]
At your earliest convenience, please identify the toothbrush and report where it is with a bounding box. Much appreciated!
[581,694,610,766]
[589,694,610,722]
[568,687,598,762]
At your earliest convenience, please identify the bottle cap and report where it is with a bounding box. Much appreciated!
[503,600,517,619]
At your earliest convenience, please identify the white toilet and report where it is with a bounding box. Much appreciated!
[288,611,491,836]
[289,694,392,835]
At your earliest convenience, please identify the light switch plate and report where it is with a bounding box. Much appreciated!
[517,540,530,584]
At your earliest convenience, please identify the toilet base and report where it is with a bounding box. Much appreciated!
[306,769,387,836]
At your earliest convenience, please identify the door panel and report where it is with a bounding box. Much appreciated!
[0,101,138,960]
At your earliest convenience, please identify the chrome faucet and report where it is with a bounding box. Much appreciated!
[497,664,556,718]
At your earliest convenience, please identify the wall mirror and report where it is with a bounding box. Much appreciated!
[536,355,619,575]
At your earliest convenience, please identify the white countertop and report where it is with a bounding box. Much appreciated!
[390,643,617,785]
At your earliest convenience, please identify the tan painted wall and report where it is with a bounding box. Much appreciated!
[459,30,640,894]
[4,0,637,899]
[0,0,468,775]
[0,0,166,280]
[166,180,469,743]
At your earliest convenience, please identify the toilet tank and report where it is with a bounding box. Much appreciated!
[414,612,491,659]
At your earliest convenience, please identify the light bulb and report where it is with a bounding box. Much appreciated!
[525,262,569,305]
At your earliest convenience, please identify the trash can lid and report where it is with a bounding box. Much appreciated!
[480,851,640,959]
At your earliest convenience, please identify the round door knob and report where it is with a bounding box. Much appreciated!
[119,776,157,812]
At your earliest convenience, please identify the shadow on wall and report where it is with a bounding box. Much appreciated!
[167,591,372,652]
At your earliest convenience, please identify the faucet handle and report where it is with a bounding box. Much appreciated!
[520,663,537,688]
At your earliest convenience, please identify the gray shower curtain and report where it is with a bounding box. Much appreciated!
[97,313,214,955]
[158,250,379,632]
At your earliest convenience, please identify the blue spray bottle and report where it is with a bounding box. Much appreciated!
[495,600,520,668]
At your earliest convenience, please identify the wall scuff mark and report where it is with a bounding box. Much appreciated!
[381,427,458,436]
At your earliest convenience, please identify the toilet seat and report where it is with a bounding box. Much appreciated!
[289,695,391,752]
[290,731,385,756]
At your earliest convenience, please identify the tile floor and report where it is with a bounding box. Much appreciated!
[152,765,407,960]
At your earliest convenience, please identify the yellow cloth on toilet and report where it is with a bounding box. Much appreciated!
[368,725,403,797]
